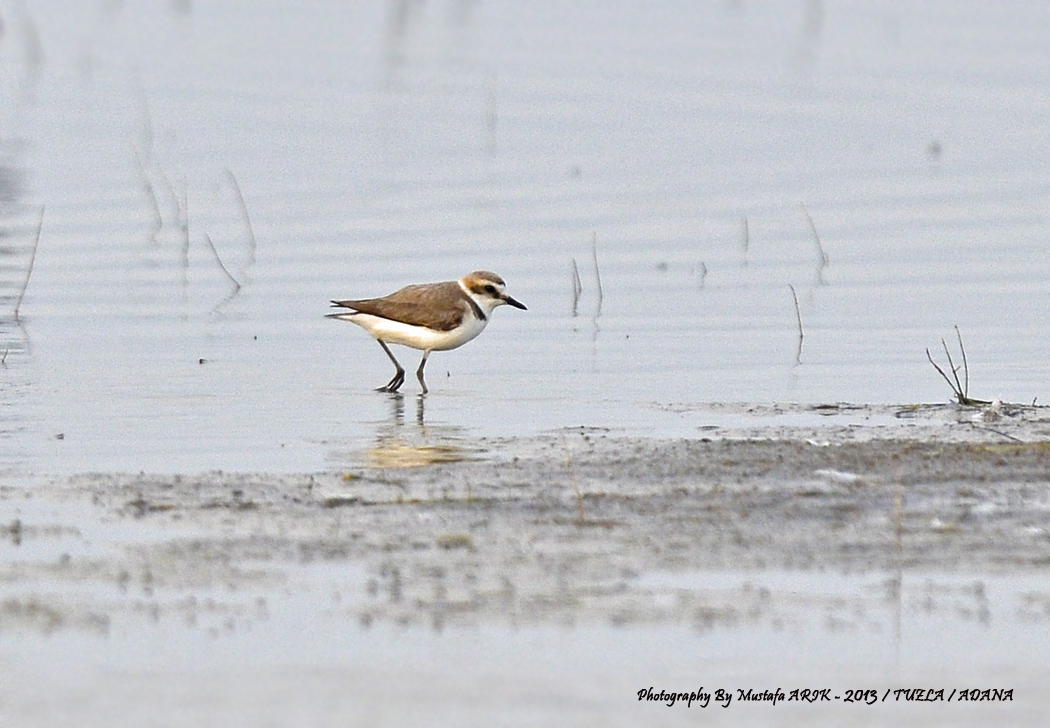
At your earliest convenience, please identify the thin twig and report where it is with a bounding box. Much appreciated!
[955,325,969,398]
[926,328,990,406]
[926,346,958,396]
[789,284,803,363]
[14,205,44,321]
[940,337,964,399]
[224,168,256,276]
[132,147,163,240]
[800,202,829,285]
[969,423,1023,443]
[591,232,603,306]
[590,234,603,345]
[204,234,241,293]
[570,258,582,317]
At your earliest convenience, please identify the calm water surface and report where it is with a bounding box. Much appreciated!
[1,0,1049,473]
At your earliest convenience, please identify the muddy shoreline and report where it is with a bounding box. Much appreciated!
[4,403,1050,632]
[3,404,1050,725]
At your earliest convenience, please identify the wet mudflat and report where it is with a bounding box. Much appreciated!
[2,404,1050,725]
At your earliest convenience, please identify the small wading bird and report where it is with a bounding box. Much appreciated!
[327,271,527,394]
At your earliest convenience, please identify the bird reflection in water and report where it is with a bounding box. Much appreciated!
[363,392,472,469]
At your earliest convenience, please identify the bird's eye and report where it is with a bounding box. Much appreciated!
[484,285,497,294]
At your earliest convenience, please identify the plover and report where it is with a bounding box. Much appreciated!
[328,271,527,394]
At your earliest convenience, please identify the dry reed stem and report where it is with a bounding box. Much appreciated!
[571,258,582,316]
[788,284,803,363]
[800,202,829,284]
[224,168,256,276]
[925,326,990,406]
[14,205,44,321]
[591,232,603,307]
[204,233,241,293]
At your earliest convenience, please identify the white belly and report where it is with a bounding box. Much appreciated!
[345,313,488,352]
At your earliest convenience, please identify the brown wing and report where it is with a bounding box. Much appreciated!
[331,281,467,332]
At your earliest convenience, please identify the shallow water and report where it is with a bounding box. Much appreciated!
[1,1,1049,473]
[4,7,1050,724]
[4,574,1047,727]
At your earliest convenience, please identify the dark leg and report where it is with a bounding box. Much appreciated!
[416,351,431,394]
[376,340,405,392]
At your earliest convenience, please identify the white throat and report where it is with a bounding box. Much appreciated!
[458,279,499,320]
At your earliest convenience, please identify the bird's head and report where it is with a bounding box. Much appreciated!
[460,271,527,314]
